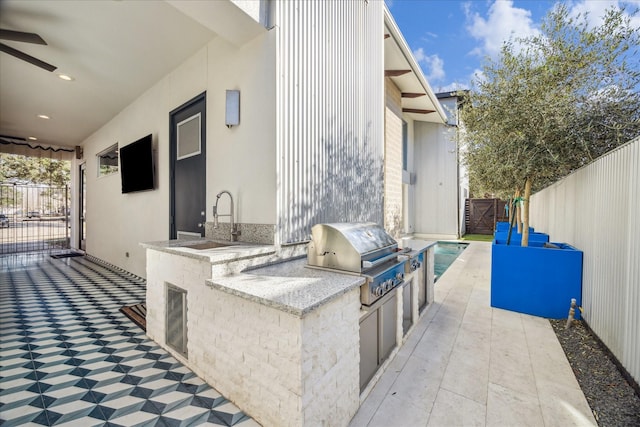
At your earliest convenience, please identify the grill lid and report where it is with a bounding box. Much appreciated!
[307,222,398,273]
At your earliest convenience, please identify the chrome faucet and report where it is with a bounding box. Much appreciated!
[213,190,240,241]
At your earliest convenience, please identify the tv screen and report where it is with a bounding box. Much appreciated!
[120,134,154,193]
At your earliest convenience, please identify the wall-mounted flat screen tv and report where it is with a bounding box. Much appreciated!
[120,134,154,194]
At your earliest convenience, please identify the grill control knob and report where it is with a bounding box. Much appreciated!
[396,272,404,281]
[375,286,385,297]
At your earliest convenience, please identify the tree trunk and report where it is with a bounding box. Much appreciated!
[515,188,522,233]
[507,197,515,225]
[522,178,532,247]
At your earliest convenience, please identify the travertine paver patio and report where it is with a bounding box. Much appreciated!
[350,241,597,427]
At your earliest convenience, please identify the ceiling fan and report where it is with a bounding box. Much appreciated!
[0,28,57,72]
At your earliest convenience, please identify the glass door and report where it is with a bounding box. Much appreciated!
[79,163,86,251]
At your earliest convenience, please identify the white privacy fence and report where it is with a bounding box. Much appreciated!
[530,137,639,384]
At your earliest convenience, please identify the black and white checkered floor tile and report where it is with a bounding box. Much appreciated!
[0,254,259,427]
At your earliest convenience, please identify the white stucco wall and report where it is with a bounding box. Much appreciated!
[204,34,277,226]
[413,121,458,238]
[437,95,468,236]
[80,31,276,277]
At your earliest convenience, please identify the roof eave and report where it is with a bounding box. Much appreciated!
[383,6,447,124]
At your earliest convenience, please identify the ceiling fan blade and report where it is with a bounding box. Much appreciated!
[0,43,56,72]
[0,29,47,45]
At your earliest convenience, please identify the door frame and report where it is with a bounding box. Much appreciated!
[78,162,87,251]
[169,92,207,239]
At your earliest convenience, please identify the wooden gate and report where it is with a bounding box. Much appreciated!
[465,198,509,235]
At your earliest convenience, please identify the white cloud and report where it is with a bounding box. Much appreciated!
[413,48,446,82]
[425,54,446,82]
[568,0,618,27]
[413,47,426,62]
[421,31,438,40]
[470,68,486,86]
[436,81,470,93]
[567,0,640,29]
[465,0,540,58]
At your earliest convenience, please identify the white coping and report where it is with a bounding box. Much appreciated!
[399,238,437,253]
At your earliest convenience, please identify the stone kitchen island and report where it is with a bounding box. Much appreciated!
[142,237,434,427]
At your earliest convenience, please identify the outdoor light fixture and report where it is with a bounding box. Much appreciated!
[225,90,240,128]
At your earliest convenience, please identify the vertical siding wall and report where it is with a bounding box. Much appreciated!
[530,137,640,384]
[274,0,384,244]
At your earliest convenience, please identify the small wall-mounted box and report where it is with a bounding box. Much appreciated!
[225,90,240,128]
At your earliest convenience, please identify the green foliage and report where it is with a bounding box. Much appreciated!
[0,153,71,187]
[461,234,494,242]
[461,4,640,197]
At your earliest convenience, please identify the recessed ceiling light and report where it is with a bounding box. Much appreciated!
[58,74,74,81]
[28,136,38,141]
[37,114,50,119]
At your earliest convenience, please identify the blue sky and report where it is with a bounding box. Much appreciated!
[386,0,640,93]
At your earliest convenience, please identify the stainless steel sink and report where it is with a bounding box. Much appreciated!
[182,241,231,250]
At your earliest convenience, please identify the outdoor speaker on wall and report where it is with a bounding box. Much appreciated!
[75,146,83,159]
[225,90,240,128]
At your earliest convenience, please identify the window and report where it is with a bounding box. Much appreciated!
[402,121,408,171]
[177,113,201,160]
[97,143,118,177]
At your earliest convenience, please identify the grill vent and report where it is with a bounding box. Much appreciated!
[166,284,187,357]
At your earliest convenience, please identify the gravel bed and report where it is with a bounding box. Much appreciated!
[550,319,640,427]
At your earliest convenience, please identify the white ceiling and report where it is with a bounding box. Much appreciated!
[0,0,217,149]
[0,1,444,152]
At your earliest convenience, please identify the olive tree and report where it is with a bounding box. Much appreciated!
[0,153,70,187]
[461,4,640,245]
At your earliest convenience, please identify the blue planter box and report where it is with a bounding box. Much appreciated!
[494,231,550,245]
[491,241,583,319]
[495,222,535,233]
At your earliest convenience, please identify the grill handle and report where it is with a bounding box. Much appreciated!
[362,247,410,269]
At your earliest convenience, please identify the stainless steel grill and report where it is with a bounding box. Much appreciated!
[307,222,409,305]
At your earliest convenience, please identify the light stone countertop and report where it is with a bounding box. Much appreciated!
[206,257,365,317]
[142,237,436,318]
[140,238,276,265]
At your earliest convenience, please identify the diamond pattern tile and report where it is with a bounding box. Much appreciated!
[0,253,255,426]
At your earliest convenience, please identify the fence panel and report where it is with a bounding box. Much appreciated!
[530,137,640,384]
[0,184,70,254]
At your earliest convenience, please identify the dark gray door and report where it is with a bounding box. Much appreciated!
[170,93,206,239]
